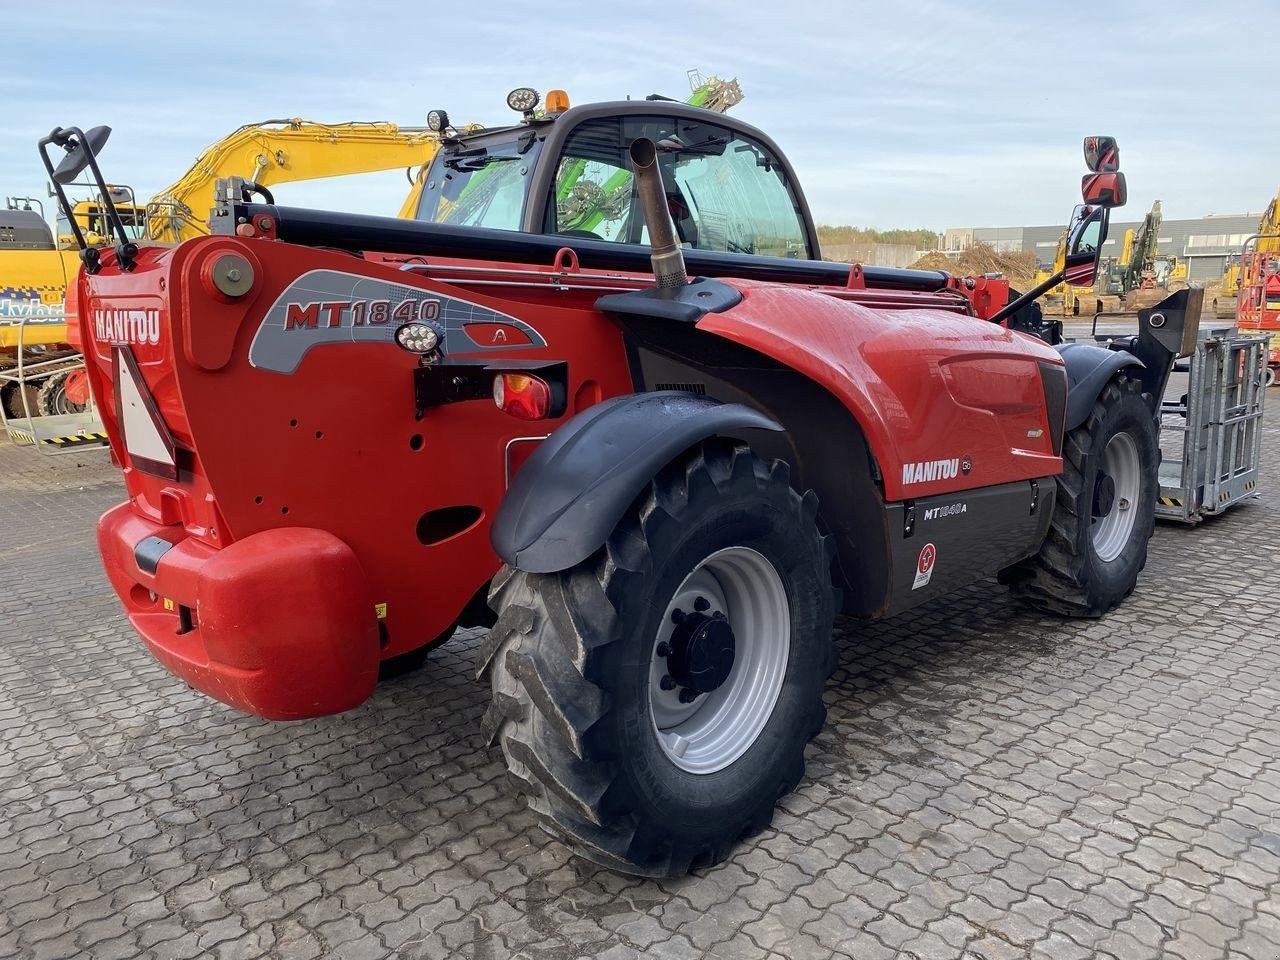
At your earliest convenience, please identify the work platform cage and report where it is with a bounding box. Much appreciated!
[1156,329,1267,523]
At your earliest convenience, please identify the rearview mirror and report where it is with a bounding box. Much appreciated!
[51,125,111,185]
[1083,136,1119,172]
[1082,171,1127,208]
[1064,203,1109,287]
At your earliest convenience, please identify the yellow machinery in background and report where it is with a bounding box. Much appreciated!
[1034,229,1069,307]
[145,119,443,243]
[1215,188,1279,321]
[1233,189,1280,385]
[1,192,147,418]
[1215,260,1241,318]
[1061,201,1190,316]
[1040,227,1107,316]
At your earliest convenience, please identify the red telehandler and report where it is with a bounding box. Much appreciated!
[44,99,1196,875]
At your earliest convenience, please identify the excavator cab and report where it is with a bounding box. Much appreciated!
[56,193,147,248]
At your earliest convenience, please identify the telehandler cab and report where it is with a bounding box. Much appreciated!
[46,96,1196,875]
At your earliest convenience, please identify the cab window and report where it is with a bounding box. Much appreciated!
[415,136,539,231]
[549,116,810,259]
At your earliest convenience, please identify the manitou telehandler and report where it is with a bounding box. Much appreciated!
[45,97,1198,875]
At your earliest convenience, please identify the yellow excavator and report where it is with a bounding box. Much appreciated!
[1,190,149,417]
[145,119,443,244]
[1037,227,1100,316]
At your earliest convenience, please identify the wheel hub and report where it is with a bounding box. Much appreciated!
[666,607,736,695]
[1090,430,1142,563]
[1093,472,1116,518]
[649,546,791,774]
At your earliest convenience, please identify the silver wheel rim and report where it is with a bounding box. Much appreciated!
[649,546,790,774]
[1091,431,1141,563]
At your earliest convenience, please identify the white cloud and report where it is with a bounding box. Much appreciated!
[2,0,1271,231]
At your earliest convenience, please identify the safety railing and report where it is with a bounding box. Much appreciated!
[0,313,109,453]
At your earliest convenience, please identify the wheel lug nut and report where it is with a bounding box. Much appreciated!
[656,641,671,658]
[670,608,686,624]
[660,675,676,691]
[711,610,727,621]
[678,689,699,704]
[693,596,710,612]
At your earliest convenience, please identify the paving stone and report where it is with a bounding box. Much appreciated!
[2,389,1278,959]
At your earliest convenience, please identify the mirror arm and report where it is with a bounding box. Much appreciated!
[37,128,90,259]
[989,268,1065,325]
[78,135,136,270]
[37,126,136,272]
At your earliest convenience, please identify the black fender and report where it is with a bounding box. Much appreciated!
[1055,342,1144,432]
[491,391,783,573]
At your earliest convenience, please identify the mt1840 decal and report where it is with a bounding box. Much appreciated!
[249,270,545,374]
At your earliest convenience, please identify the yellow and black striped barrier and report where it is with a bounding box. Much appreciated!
[44,431,110,447]
[6,424,109,448]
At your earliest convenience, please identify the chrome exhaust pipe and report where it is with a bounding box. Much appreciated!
[628,137,687,291]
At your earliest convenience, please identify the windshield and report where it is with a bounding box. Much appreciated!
[415,136,538,231]
[411,118,810,260]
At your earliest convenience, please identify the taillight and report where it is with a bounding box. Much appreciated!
[494,373,552,420]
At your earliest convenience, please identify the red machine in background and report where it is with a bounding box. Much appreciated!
[1234,197,1280,385]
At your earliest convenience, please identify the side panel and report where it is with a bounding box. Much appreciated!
[883,479,1054,617]
[621,322,1052,619]
[696,280,1065,502]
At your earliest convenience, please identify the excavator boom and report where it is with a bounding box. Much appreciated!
[146,120,442,243]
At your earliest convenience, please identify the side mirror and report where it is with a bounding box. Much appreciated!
[1083,136,1119,172]
[1064,203,1109,287]
[51,125,111,185]
[1082,171,1127,208]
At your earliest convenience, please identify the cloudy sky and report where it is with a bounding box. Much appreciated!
[3,1,1273,232]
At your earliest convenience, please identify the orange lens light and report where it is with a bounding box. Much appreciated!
[494,372,552,420]
[545,89,570,113]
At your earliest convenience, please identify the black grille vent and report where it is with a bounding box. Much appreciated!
[654,382,706,395]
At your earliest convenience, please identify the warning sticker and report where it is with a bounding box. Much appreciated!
[912,542,937,590]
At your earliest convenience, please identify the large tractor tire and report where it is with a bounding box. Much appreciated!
[481,442,836,876]
[37,369,90,416]
[1007,375,1158,617]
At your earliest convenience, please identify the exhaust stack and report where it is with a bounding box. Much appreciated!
[628,138,687,291]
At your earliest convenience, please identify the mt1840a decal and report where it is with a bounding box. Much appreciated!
[249,269,546,374]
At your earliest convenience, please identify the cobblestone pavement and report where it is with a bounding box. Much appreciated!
[2,398,1278,960]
